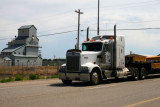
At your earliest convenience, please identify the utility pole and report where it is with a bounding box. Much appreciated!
[97,0,100,35]
[75,9,83,50]
[87,27,89,41]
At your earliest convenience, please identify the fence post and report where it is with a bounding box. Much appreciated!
[22,63,23,77]
[18,61,19,74]
[47,64,49,77]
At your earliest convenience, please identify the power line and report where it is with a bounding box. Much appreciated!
[0,30,77,41]
[0,27,160,41]
[82,0,159,11]
[81,19,160,27]
[0,10,74,28]
[37,30,76,37]
[0,0,159,31]
[82,27,160,31]
[117,28,160,31]
[101,0,159,9]
[116,20,160,24]
[38,24,77,33]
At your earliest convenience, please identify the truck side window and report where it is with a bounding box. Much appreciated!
[83,45,87,51]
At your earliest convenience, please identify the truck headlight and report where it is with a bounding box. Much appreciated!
[60,66,66,70]
[59,66,66,73]
[81,66,89,73]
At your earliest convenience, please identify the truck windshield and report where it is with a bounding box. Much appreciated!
[82,43,102,51]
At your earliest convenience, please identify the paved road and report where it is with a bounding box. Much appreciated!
[0,75,160,107]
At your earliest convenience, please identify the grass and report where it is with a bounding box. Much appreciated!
[15,74,23,81]
[1,77,13,83]
[29,74,40,80]
[0,74,58,83]
[51,75,58,78]
[46,75,58,79]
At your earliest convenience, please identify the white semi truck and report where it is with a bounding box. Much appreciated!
[58,26,160,85]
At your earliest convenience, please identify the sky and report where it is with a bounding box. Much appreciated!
[0,0,160,59]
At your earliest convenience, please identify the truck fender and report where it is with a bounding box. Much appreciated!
[84,63,103,79]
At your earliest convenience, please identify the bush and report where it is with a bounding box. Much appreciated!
[1,77,14,83]
[15,74,23,81]
[29,74,40,80]
[8,77,13,81]
[1,79,8,83]
[46,76,51,79]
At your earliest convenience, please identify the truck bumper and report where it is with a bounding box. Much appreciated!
[58,72,90,82]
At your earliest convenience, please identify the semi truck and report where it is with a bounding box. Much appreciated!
[58,26,160,85]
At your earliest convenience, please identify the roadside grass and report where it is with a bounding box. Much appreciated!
[51,75,59,78]
[15,74,23,81]
[1,77,13,83]
[0,74,59,83]
[29,74,40,80]
[0,65,58,83]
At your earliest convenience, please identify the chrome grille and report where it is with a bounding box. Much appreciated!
[67,53,80,72]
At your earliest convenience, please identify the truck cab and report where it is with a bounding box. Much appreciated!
[58,35,129,85]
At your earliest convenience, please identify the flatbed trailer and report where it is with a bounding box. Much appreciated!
[125,55,160,80]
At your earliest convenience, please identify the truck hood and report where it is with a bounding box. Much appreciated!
[81,51,101,65]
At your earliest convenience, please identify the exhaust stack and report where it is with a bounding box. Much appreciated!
[113,25,117,76]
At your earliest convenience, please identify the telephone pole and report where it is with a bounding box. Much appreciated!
[97,0,100,35]
[75,9,83,50]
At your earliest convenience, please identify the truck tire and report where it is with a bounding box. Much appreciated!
[62,80,72,85]
[139,67,146,80]
[90,70,100,85]
[132,68,139,81]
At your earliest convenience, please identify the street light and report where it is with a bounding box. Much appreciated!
[75,9,83,50]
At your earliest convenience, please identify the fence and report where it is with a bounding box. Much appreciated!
[0,60,65,80]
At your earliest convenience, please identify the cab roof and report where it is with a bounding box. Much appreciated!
[83,35,115,43]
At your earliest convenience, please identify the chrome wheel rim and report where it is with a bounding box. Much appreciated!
[92,72,99,84]
[134,69,138,80]
[141,68,146,79]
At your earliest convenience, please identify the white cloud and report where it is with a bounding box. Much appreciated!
[0,0,160,58]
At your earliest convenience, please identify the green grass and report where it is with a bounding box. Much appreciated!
[45,75,58,79]
[1,77,13,83]
[29,74,40,80]
[15,74,23,81]
[51,75,58,78]
[0,74,58,83]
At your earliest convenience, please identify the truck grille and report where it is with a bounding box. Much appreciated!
[67,53,80,72]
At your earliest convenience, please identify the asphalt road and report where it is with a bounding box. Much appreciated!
[0,75,160,107]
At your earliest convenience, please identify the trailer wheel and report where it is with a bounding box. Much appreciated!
[90,69,100,85]
[62,80,72,85]
[132,68,139,81]
[139,67,146,80]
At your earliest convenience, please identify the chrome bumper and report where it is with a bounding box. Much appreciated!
[58,72,90,81]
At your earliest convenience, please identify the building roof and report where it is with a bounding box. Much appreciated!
[15,36,28,40]
[18,25,37,30]
[13,54,38,58]
[2,44,24,52]
[3,57,11,61]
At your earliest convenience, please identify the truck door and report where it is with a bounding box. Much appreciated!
[101,43,111,69]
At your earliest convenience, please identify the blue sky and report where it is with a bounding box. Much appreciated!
[0,0,160,59]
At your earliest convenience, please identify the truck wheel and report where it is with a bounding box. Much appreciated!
[132,68,139,81]
[139,67,146,80]
[62,80,72,85]
[90,70,100,85]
